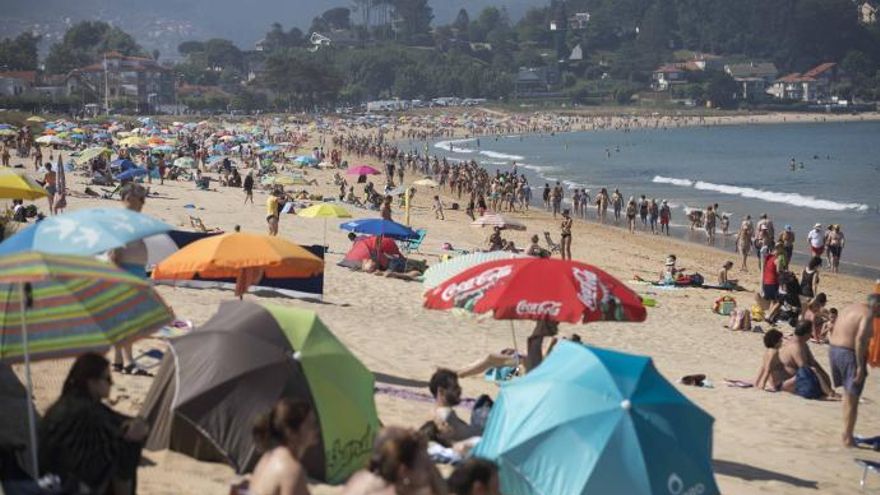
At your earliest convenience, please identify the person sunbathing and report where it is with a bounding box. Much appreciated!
[342,427,446,495]
[428,369,483,444]
[248,399,318,495]
[456,323,574,379]
[361,259,423,281]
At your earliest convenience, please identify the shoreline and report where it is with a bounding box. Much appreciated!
[5,112,880,494]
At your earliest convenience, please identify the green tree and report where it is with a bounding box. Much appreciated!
[704,70,738,108]
[0,32,40,71]
[45,21,143,74]
[391,0,433,43]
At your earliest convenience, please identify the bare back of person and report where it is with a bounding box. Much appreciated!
[779,340,807,376]
[249,447,310,495]
[829,303,872,350]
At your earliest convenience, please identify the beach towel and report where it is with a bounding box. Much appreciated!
[723,378,754,388]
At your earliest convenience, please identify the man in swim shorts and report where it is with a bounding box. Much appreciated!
[807,223,825,259]
[780,321,836,400]
[829,294,879,447]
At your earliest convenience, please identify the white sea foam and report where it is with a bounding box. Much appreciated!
[434,138,476,153]
[653,176,869,212]
[479,150,525,161]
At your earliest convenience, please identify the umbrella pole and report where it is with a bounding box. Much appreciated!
[509,320,518,351]
[323,218,327,254]
[19,282,39,476]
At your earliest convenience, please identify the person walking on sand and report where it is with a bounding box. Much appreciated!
[736,215,753,271]
[266,190,280,236]
[807,223,825,260]
[659,200,671,235]
[243,171,254,204]
[560,209,573,260]
[829,294,879,447]
[611,189,622,223]
[625,197,637,234]
[705,205,716,245]
[828,224,845,273]
[432,195,445,220]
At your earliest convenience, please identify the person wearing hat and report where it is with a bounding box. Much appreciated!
[807,223,825,260]
[659,200,671,235]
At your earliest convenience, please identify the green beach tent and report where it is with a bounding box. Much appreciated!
[140,301,379,484]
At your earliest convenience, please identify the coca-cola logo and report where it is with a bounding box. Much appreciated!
[572,267,600,311]
[440,265,513,302]
[515,300,562,317]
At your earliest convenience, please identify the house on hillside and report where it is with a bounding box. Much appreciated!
[766,73,816,101]
[68,51,175,111]
[651,64,689,91]
[724,62,778,100]
[860,1,878,24]
[0,71,37,97]
[802,62,846,99]
[569,44,583,62]
[569,13,591,30]
[514,67,558,97]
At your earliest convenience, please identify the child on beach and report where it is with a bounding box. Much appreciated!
[432,195,445,220]
[755,330,796,392]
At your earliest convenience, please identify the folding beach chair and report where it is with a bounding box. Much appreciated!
[189,216,222,233]
[400,228,427,254]
[543,231,561,254]
[856,459,880,489]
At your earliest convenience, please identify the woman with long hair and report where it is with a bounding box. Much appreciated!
[39,352,148,494]
[343,427,446,495]
[248,399,319,495]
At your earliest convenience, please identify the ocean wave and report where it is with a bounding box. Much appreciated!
[479,150,525,161]
[653,175,869,212]
[434,138,476,153]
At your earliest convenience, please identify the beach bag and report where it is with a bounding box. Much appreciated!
[713,296,736,315]
[728,309,751,331]
[750,305,765,322]
[690,273,705,286]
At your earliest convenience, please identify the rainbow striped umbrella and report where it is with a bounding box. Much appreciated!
[0,252,174,363]
[0,252,174,474]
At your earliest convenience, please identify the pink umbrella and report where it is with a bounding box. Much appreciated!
[346,165,380,176]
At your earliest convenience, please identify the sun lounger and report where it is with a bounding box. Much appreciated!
[189,216,222,233]
[543,231,561,254]
[400,228,427,254]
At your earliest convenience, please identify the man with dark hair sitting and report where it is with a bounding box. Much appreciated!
[429,369,482,445]
[447,458,501,495]
[779,321,837,399]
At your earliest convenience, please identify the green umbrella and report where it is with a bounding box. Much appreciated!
[140,301,379,484]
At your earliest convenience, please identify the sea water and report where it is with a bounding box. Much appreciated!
[426,121,880,278]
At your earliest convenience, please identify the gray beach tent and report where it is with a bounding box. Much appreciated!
[0,363,38,479]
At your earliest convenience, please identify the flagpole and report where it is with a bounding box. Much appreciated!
[20,282,39,476]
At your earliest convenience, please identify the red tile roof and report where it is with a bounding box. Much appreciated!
[0,71,37,83]
[777,72,815,83]
[803,62,836,78]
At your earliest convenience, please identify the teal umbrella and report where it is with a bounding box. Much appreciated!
[473,341,719,495]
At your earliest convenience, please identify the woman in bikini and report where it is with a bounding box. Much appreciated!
[560,209,573,260]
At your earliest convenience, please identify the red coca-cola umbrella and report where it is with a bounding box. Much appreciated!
[423,258,646,324]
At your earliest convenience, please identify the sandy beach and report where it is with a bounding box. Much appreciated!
[4,109,880,494]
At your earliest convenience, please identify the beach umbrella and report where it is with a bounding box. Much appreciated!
[151,232,324,298]
[173,157,196,168]
[0,252,174,473]
[298,203,352,250]
[0,169,48,200]
[0,208,172,257]
[294,156,318,166]
[73,147,110,164]
[150,145,174,154]
[339,235,401,270]
[115,167,148,181]
[346,165,380,176]
[422,251,526,291]
[0,129,16,137]
[412,178,439,187]
[473,341,719,495]
[34,135,63,145]
[339,218,419,240]
[140,301,379,483]
[25,116,45,123]
[118,136,147,147]
[424,258,646,324]
[471,213,527,231]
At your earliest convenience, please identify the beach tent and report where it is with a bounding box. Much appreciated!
[473,342,719,495]
[339,235,401,270]
[140,302,379,484]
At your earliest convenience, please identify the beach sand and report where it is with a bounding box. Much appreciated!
[7,115,880,494]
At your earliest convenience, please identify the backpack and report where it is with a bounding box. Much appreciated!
[728,308,752,331]
[713,296,737,315]
[690,273,705,286]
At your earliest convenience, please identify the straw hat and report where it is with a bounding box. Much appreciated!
[813,223,823,229]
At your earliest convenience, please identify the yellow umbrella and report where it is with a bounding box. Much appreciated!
[0,129,16,137]
[72,147,109,164]
[25,116,45,123]
[298,203,352,250]
[0,168,48,200]
[119,136,147,147]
